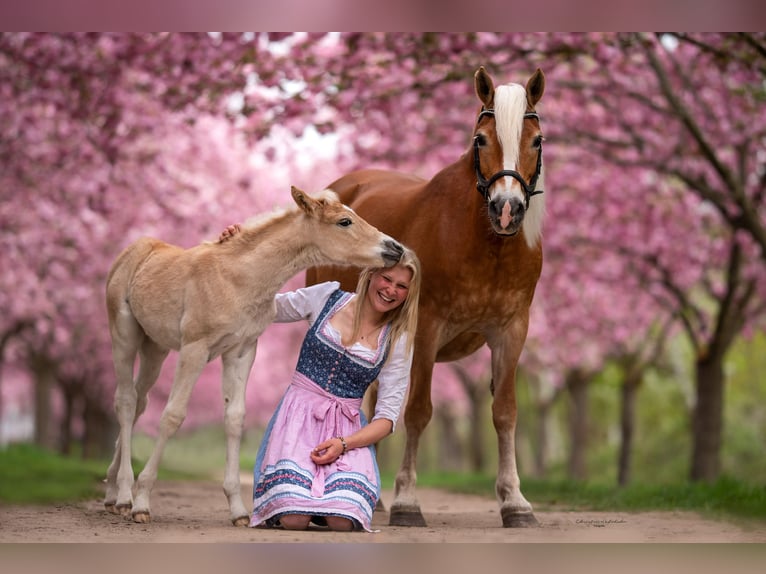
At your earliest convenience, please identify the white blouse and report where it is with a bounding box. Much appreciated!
[274,281,412,430]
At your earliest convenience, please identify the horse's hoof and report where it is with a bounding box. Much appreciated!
[116,503,132,517]
[104,502,119,515]
[389,508,427,527]
[232,515,250,527]
[501,509,539,528]
[374,499,387,512]
[132,511,151,524]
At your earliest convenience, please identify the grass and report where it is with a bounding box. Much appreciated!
[0,443,204,505]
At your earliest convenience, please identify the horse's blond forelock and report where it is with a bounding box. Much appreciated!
[494,83,526,166]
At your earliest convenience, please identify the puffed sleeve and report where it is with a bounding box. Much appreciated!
[371,335,413,432]
[273,281,341,325]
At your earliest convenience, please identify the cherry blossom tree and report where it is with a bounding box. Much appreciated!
[2,33,764,486]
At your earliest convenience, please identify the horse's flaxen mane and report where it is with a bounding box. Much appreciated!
[495,82,545,249]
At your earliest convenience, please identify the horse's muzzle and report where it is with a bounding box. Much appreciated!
[489,196,525,235]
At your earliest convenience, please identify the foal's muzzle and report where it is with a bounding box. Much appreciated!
[382,239,404,266]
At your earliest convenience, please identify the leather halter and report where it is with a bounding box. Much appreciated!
[473,109,544,208]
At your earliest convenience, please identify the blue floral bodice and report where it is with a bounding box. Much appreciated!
[294,289,390,399]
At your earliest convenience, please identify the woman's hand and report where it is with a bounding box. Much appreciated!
[310,437,345,465]
[218,223,241,243]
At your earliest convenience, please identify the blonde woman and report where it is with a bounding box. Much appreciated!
[220,226,421,532]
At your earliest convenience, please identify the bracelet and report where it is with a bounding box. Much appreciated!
[335,436,347,455]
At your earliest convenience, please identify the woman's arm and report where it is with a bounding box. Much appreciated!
[310,418,393,465]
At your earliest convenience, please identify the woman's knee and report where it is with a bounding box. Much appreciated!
[279,514,311,530]
[325,516,354,531]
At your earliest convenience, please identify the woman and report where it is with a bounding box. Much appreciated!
[220,226,421,532]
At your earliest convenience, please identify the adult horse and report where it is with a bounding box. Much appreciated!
[104,186,403,525]
[307,67,545,527]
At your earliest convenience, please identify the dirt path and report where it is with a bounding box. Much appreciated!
[1,475,763,543]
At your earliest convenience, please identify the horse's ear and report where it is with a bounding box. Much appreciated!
[474,66,494,109]
[291,185,318,216]
[526,68,545,107]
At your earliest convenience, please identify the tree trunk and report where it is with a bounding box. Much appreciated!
[690,353,724,482]
[533,399,551,478]
[59,386,76,455]
[566,370,589,481]
[30,354,57,450]
[82,395,117,459]
[465,382,487,472]
[617,370,642,486]
[436,406,464,471]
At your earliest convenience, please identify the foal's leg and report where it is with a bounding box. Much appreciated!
[131,341,209,523]
[220,343,258,526]
[104,337,169,513]
[388,344,438,527]
[106,309,144,516]
[488,322,537,527]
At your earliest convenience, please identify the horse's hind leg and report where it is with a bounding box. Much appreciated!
[221,344,258,526]
[131,341,208,523]
[105,331,169,515]
[105,306,144,516]
[389,353,435,527]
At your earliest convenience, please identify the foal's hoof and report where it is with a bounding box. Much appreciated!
[116,503,132,518]
[389,507,427,527]
[132,511,152,524]
[501,509,539,528]
[232,515,250,527]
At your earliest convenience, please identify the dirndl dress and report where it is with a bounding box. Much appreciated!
[249,288,391,532]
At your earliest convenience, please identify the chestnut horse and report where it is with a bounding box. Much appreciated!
[104,186,403,525]
[307,67,545,527]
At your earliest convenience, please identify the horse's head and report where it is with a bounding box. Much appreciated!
[291,186,404,268]
[472,67,545,245]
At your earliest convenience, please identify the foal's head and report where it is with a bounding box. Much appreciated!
[291,186,404,268]
[472,67,545,246]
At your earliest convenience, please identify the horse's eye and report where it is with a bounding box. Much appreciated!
[337,218,353,227]
[533,135,544,149]
[475,134,488,147]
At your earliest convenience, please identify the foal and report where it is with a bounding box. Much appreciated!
[104,186,403,525]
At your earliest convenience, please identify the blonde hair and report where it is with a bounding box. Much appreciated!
[351,247,421,358]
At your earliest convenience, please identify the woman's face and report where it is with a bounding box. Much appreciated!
[367,265,413,314]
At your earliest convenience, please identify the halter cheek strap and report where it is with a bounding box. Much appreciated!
[474,110,544,208]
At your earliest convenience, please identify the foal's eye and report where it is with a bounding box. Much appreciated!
[337,218,353,227]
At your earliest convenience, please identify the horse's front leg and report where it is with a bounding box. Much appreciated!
[132,341,208,523]
[221,342,258,526]
[488,324,538,527]
[388,338,438,527]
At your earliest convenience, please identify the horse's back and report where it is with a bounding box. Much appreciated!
[328,169,427,233]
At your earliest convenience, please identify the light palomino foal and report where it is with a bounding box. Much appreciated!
[104,186,403,525]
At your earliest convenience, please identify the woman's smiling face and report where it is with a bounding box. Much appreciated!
[367,265,412,314]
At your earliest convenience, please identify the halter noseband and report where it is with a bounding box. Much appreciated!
[473,109,544,208]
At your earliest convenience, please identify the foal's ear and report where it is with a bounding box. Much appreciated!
[526,68,545,107]
[291,185,319,216]
[474,66,494,109]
